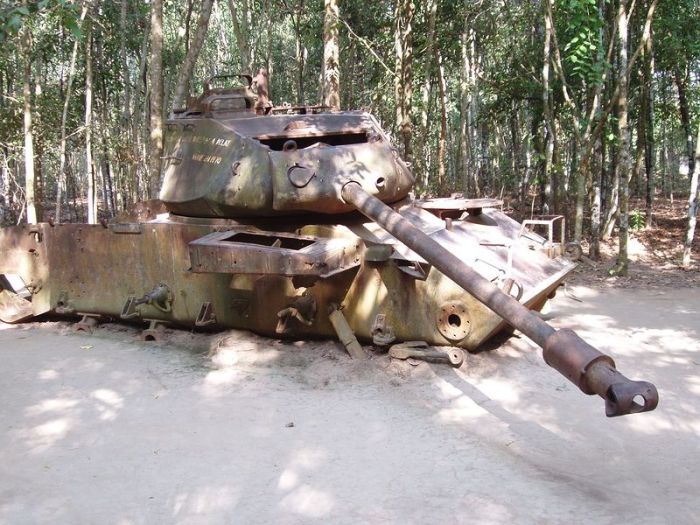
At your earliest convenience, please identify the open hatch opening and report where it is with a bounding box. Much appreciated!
[256,132,369,151]
[222,232,315,251]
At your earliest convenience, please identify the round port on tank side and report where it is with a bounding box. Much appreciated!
[437,301,471,342]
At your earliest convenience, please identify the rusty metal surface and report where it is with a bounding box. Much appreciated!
[341,182,658,416]
[544,329,659,416]
[189,228,361,277]
[414,197,503,219]
[389,341,464,367]
[160,104,413,218]
[329,306,366,359]
[0,213,570,351]
[0,289,33,323]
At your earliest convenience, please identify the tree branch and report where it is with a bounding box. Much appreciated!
[336,14,395,78]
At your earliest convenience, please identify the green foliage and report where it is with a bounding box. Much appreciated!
[0,1,82,42]
[629,210,645,231]
[654,0,700,72]
[556,0,607,85]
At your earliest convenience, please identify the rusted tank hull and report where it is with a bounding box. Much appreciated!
[0,205,571,351]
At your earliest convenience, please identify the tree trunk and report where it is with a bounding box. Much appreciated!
[681,122,700,267]
[119,0,131,212]
[135,21,150,202]
[459,10,471,195]
[97,34,115,220]
[587,0,606,254]
[1,146,10,222]
[172,0,215,113]
[287,6,306,103]
[588,140,602,259]
[85,23,97,224]
[21,14,37,224]
[228,0,252,74]
[148,0,164,198]
[674,67,694,178]
[542,6,554,214]
[418,0,437,188]
[611,0,629,276]
[394,0,414,161]
[633,87,646,197]
[644,23,655,228]
[435,48,447,190]
[56,3,88,224]
[321,0,340,109]
[212,0,228,68]
[184,0,193,55]
[470,37,481,197]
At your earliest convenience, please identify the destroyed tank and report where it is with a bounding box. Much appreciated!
[0,73,658,417]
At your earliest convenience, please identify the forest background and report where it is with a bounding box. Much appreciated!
[0,0,698,274]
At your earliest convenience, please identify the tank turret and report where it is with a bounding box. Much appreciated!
[160,74,413,217]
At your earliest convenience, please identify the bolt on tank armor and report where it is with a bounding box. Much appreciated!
[0,73,658,418]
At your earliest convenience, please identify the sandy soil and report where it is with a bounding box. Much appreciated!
[0,285,698,525]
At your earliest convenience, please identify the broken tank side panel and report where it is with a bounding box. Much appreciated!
[0,205,573,352]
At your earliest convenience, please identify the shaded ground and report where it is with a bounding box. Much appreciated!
[509,196,700,289]
[0,285,698,524]
[571,198,700,289]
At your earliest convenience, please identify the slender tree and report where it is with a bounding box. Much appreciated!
[228,0,252,74]
[610,0,630,276]
[643,9,655,228]
[20,8,37,224]
[542,2,554,214]
[682,122,700,267]
[148,0,164,198]
[56,3,89,224]
[321,0,340,109]
[85,20,96,224]
[394,0,414,161]
[172,0,215,113]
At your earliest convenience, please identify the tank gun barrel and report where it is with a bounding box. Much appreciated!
[341,181,658,417]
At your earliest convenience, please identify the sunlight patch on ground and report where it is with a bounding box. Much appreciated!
[688,375,700,396]
[37,369,59,380]
[565,286,602,300]
[471,378,521,405]
[276,448,335,518]
[200,367,246,396]
[624,407,700,436]
[289,448,327,469]
[200,340,281,397]
[556,313,699,357]
[25,398,79,417]
[91,389,124,421]
[16,417,76,453]
[279,485,335,518]
[435,376,467,401]
[277,469,299,491]
[34,419,70,438]
[436,396,486,424]
[433,376,488,423]
[172,486,241,518]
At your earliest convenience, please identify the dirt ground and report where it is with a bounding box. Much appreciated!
[0,284,698,525]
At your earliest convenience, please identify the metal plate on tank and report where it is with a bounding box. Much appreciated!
[188,228,361,278]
